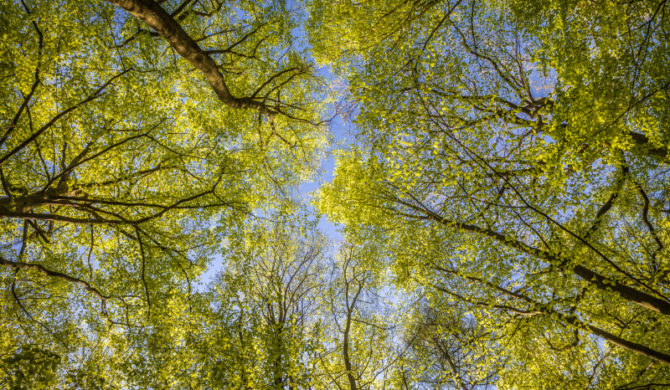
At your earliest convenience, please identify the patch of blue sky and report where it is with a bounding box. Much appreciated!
[286,0,352,243]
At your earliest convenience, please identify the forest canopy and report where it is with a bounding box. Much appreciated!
[0,0,668,388]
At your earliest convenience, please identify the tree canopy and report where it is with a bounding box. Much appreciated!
[1,0,669,388]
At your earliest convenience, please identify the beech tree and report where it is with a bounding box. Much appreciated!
[215,211,327,389]
[313,0,670,387]
[3,0,670,388]
[400,299,500,389]
[106,210,328,388]
[1,0,324,386]
[316,244,396,390]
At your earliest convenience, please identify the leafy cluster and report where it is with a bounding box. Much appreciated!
[1,0,669,388]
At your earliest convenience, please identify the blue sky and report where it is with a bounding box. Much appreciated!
[289,0,351,244]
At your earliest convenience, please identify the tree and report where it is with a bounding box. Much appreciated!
[184,210,328,389]
[312,0,670,386]
[0,345,60,389]
[3,0,670,387]
[401,299,500,390]
[1,0,325,385]
[316,244,396,390]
